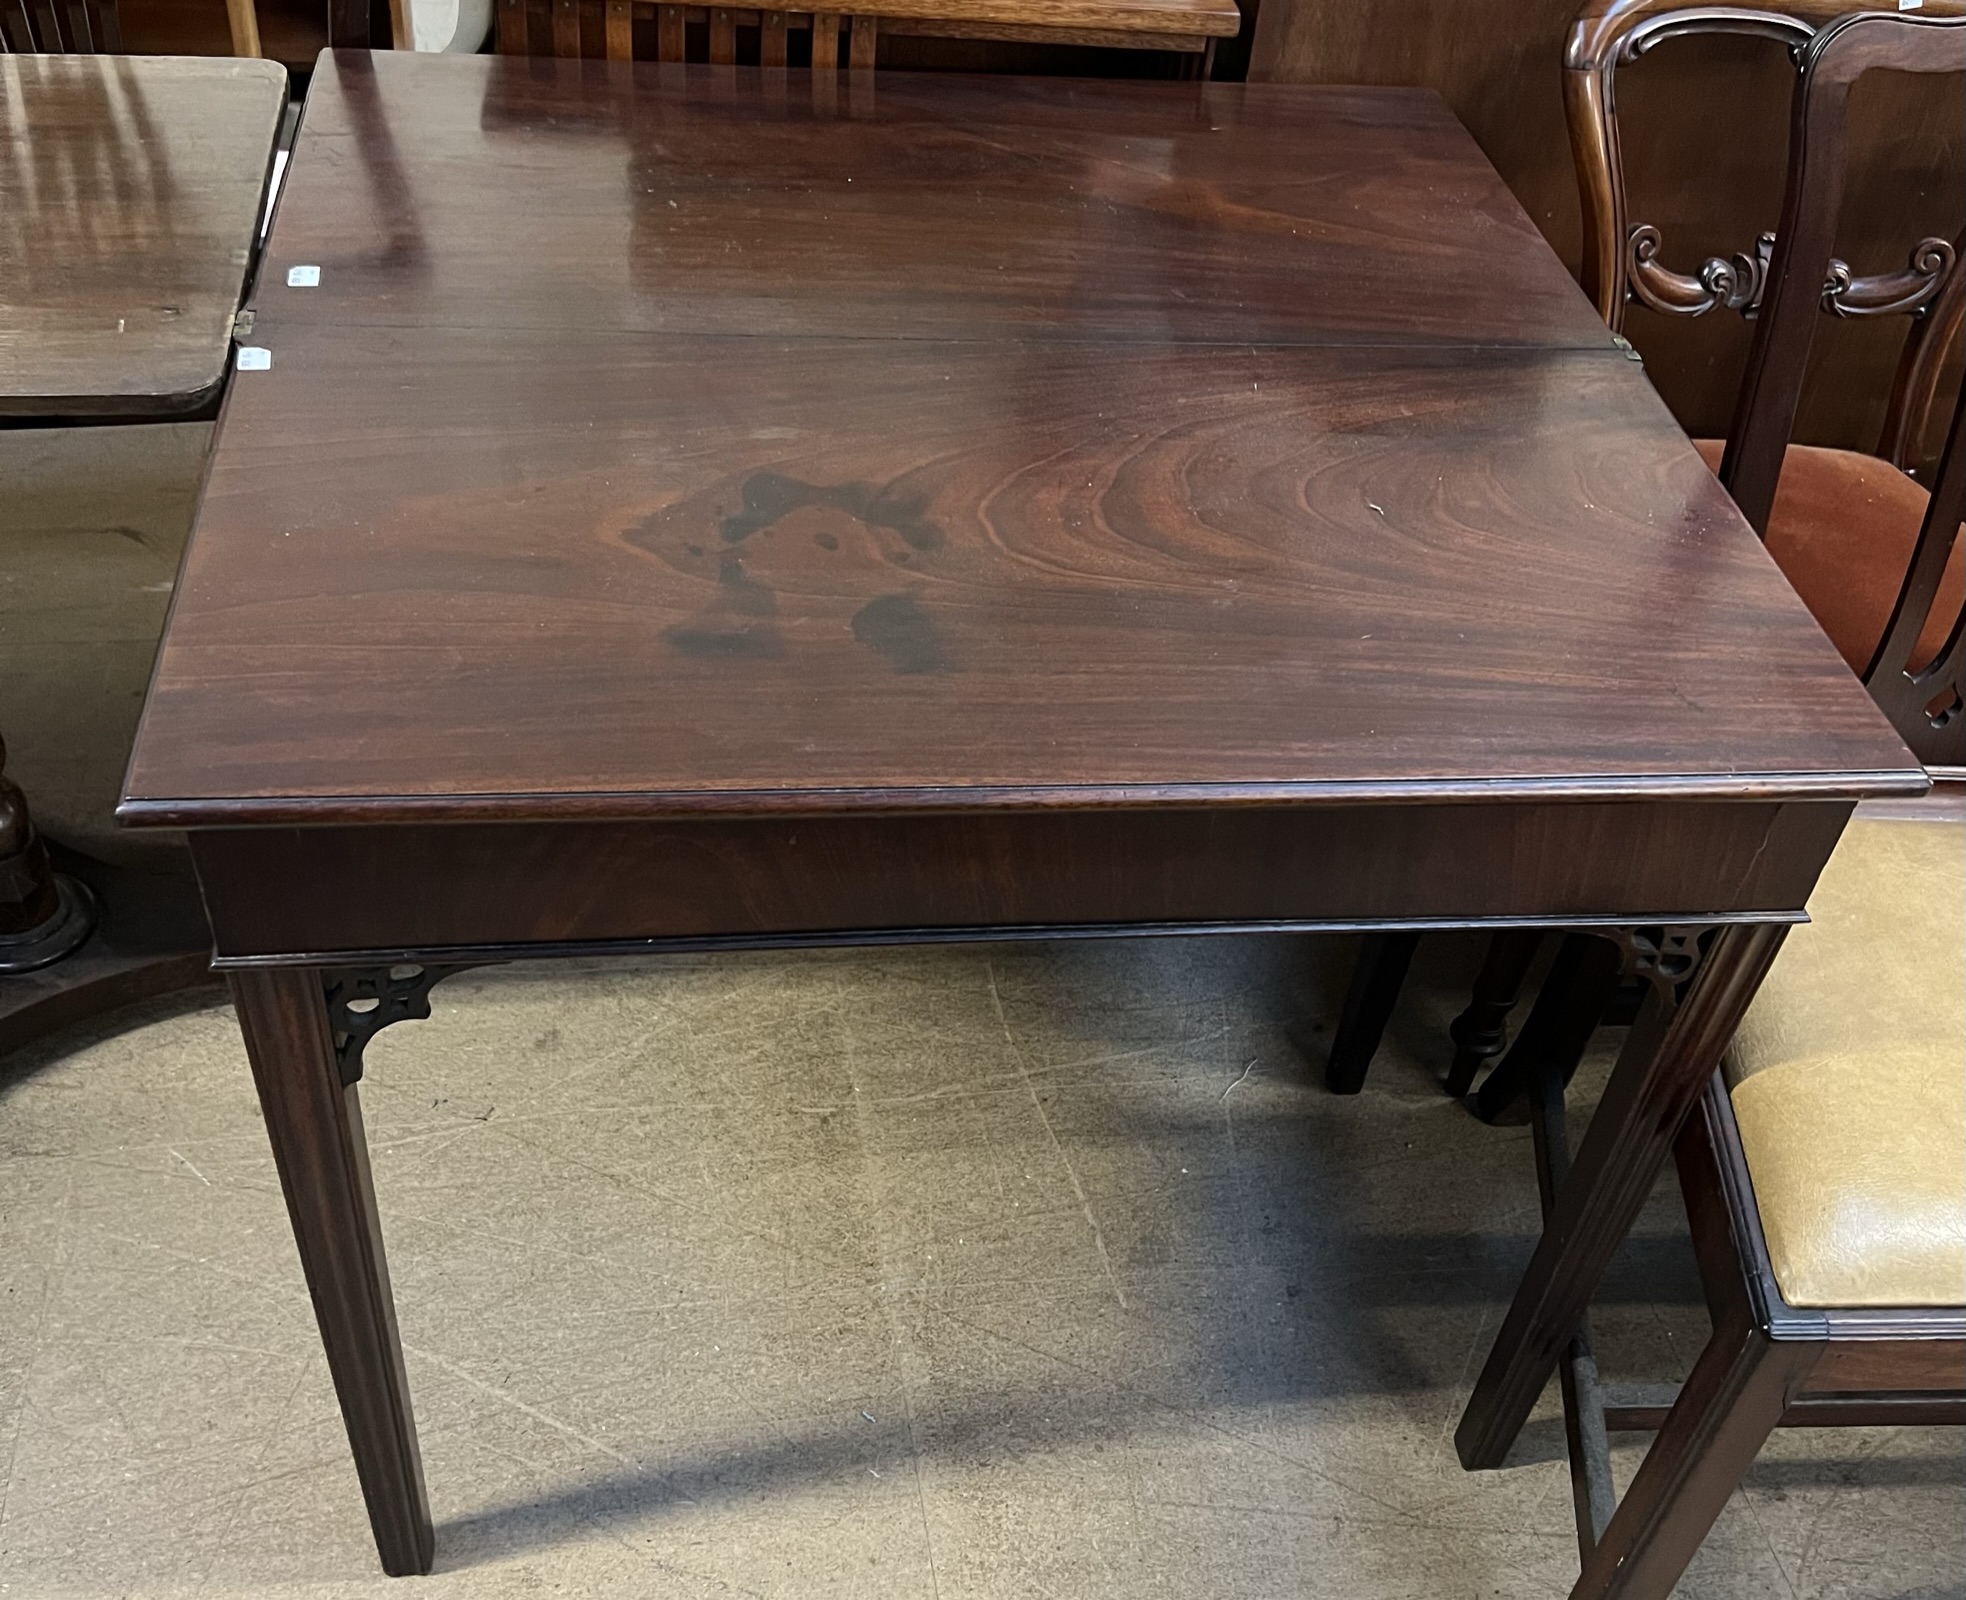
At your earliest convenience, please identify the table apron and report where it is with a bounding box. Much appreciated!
[187,798,1850,965]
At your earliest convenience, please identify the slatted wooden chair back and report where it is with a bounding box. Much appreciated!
[0,0,120,50]
[1564,0,1965,473]
[493,0,1228,69]
[502,1,875,66]
[1723,9,1966,764]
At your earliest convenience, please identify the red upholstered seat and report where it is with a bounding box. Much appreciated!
[1694,438,1963,675]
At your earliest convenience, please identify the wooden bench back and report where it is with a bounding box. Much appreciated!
[491,0,1232,67]
[497,2,872,65]
[0,0,120,50]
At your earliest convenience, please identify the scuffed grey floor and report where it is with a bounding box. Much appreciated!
[2,937,1960,1599]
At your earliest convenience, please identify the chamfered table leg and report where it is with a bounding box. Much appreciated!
[1325,930,1421,1094]
[229,966,434,1576]
[1453,920,1789,1471]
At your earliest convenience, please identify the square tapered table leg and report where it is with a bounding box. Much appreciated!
[231,967,434,1576]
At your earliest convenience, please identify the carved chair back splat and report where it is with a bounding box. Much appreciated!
[1716,11,1966,771]
[1564,0,1965,476]
[496,0,871,68]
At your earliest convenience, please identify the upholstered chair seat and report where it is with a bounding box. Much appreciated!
[1692,439,1965,676]
[1726,817,1966,1309]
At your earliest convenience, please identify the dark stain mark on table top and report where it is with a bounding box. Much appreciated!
[852,593,950,676]
[719,471,945,554]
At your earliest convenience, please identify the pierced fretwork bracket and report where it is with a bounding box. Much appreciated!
[323,963,468,1087]
[1603,924,1710,1005]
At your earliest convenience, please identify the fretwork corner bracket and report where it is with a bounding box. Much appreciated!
[1607,924,1711,1002]
[323,964,468,1086]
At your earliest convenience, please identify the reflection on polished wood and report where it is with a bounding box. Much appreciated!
[258,52,1619,350]
[0,53,285,416]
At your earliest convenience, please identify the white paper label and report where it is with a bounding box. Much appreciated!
[237,347,273,371]
[287,264,322,287]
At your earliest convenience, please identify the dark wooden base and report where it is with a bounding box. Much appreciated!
[0,873,97,974]
[0,843,216,1062]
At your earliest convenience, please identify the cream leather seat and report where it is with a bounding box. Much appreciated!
[1726,817,1966,1309]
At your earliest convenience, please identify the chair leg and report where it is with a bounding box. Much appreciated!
[224,0,261,54]
[1471,933,1622,1123]
[1446,928,1543,1096]
[1325,930,1420,1094]
[1570,1311,1818,1600]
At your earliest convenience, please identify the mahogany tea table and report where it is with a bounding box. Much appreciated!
[117,49,1925,1576]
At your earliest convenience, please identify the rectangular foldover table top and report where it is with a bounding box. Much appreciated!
[122,50,1913,828]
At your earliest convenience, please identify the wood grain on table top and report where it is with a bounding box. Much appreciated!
[0,54,286,416]
[118,52,1922,824]
[253,51,1616,349]
[122,322,1919,821]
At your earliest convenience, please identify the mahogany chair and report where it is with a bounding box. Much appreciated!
[1354,14,1966,1597]
[1559,363,1965,1592]
[0,0,120,49]
[486,0,1237,71]
[1561,804,1963,1599]
[1571,0,1964,696]
[1326,0,1966,1106]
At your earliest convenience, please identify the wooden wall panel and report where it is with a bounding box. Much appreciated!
[1251,1,1964,468]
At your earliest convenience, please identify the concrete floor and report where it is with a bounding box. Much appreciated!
[2,423,1961,1598]
[3,943,1963,1600]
